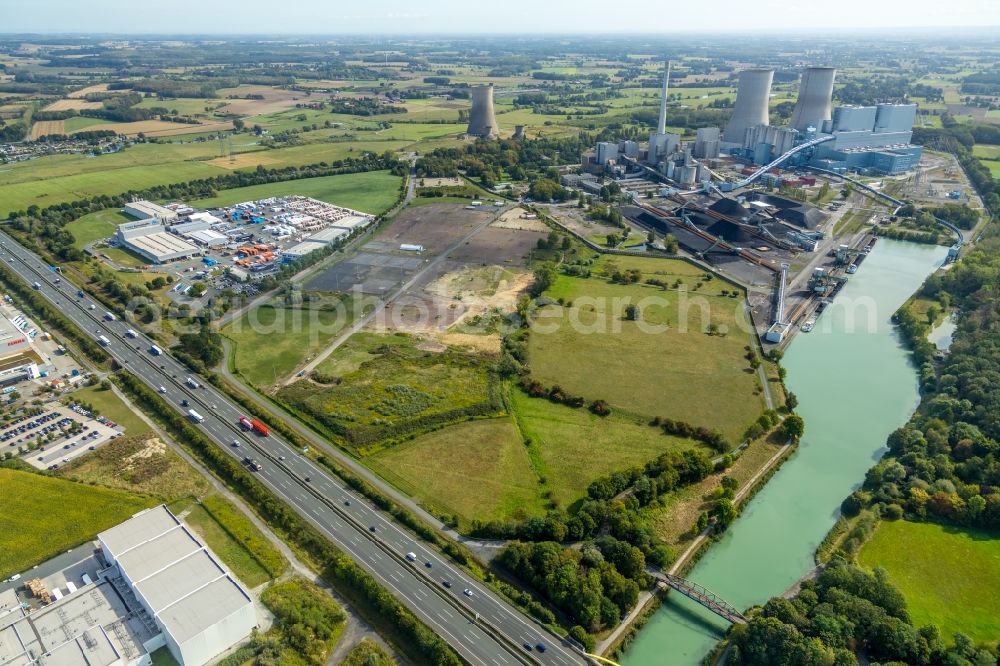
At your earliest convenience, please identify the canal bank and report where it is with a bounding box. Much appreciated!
[622,239,949,665]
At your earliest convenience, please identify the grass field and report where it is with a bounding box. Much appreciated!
[180,501,272,588]
[279,333,498,455]
[511,388,697,510]
[368,418,542,525]
[528,261,763,441]
[224,299,357,388]
[187,170,402,214]
[0,468,154,580]
[71,385,153,438]
[64,208,131,248]
[858,520,1000,644]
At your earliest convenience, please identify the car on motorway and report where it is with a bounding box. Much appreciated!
[523,643,532,652]
[231,440,240,447]
[304,475,311,482]
[425,561,432,568]
[369,525,376,532]
[442,580,452,588]
[463,588,473,597]
[535,643,546,653]
[343,499,350,506]
[405,552,417,562]
[158,386,167,393]
[88,304,96,310]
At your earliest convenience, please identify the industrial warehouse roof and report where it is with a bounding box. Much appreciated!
[99,506,180,559]
[125,200,177,220]
[156,576,253,644]
[329,215,371,231]
[185,229,228,246]
[283,241,326,257]
[307,227,349,244]
[124,232,199,260]
[98,506,253,645]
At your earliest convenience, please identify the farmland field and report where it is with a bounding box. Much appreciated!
[223,299,358,388]
[368,418,544,525]
[858,520,1000,644]
[972,144,1000,160]
[527,259,763,441]
[187,170,402,213]
[0,468,154,580]
[30,120,65,139]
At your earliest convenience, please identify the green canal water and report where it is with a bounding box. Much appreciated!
[622,239,949,665]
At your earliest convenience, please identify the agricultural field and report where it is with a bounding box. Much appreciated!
[527,257,764,442]
[187,170,403,214]
[278,332,499,455]
[223,298,358,388]
[858,520,1000,644]
[368,417,543,525]
[0,468,155,580]
[30,119,65,139]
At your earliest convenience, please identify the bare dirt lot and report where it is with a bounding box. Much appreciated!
[547,205,621,240]
[491,207,549,232]
[417,177,463,187]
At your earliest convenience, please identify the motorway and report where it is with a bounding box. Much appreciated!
[0,229,587,666]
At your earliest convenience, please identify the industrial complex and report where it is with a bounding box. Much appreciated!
[0,505,256,666]
[110,197,373,267]
[580,63,924,199]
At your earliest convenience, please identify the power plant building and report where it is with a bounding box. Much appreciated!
[466,84,499,139]
[813,103,921,174]
[693,127,720,159]
[596,141,620,165]
[790,67,835,133]
[743,124,797,165]
[722,69,773,145]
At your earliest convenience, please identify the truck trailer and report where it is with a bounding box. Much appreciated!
[187,409,204,423]
[250,420,269,436]
[149,345,163,356]
[97,335,110,347]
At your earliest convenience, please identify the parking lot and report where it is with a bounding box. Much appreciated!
[2,404,123,471]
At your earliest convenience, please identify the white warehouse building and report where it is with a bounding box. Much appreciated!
[97,506,257,666]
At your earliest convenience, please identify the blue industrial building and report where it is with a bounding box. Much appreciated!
[736,102,922,176]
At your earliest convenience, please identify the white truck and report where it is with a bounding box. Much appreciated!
[125,329,137,338]
[187,409,205,423]
[149,345,163,356]
[104,312,116,322]
[97,335,110,347]
[185,377,199,389]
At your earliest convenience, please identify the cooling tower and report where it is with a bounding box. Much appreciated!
[467,84,499,139]
[790,67,836,133]
[722,69,774,145]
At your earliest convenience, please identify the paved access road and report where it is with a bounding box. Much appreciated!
[0,230,587,666]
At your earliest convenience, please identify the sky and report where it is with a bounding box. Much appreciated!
[3,0,999,34]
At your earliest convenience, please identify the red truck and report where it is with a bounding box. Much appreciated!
[238,416,253,430]
[250,420,269,436]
